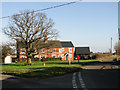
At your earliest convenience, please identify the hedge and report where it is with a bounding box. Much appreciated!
[43,57,61,61]
[20,57,61,62]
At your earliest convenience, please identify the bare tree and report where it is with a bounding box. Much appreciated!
[33,40,60,58]
[3,10,58,65]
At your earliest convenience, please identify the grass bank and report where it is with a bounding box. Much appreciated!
[2,60,100,78]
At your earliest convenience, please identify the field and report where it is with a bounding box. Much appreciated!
[2,60,101,79]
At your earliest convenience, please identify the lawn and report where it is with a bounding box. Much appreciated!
[2,59,101,79]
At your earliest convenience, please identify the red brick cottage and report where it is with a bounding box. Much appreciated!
[38,41,74,60]
[17,40,74,61]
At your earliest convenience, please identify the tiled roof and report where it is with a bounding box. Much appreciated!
[17,40,74,48]
[75,47,90,55]
[60,41,74,47]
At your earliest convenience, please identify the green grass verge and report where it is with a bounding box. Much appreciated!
[2,59,100,78]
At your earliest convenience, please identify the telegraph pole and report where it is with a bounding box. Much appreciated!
[111,37,112,54]
[117,28,120,61]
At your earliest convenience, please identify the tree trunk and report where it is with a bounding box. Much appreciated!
[26,43,32,65]
[25,42,32,65]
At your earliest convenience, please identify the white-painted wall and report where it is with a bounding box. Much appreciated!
[4,56,12,64]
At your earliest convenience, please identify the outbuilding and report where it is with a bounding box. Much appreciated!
[74,47,91,60]
[4,54,12,64]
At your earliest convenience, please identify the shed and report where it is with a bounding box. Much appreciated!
[75,47,90,57]
[4,54,12,64]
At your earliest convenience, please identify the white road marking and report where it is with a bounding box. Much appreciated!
[78,72,88,90]
[72,73,78,90]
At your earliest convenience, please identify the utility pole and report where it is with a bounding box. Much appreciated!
[118,28,120,55]
[111,37,112,54]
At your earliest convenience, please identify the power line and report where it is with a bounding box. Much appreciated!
[0,0,81,19]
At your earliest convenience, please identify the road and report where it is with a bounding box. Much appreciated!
[1,63,120,89]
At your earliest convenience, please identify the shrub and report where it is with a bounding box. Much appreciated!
[12,57,17,62]
[43,57,61,61]
[19,57,61,62]
[31,58,40,61]
[20,58,27,62]
[2,59,4,63]
[91,55,97,59]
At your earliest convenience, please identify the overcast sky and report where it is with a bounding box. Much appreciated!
[1,1,119,53]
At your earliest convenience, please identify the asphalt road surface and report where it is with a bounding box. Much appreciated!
[1,64,120,89]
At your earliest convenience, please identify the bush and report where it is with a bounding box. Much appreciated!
[43,57,61,61]
[12,57,17,62]
[31,58,40,61]
[2,59,4,63]
[20,58,27,62]
[80,56,85,60]
[19,57,61,62]
[91,55,97,59]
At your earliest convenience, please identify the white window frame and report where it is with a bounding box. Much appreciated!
[21,49,25,54]
[21,55,25,58]
[52,49,56,53]
[52,55,56,58]
[21,48,25,51]
[62,54,64,58]
[58,55,62,58]
[69,48,72,53]
[59,49,62,53]
[41,49,44,53]
[62,48,64,52]
[41,55,45,58]
[34,55,38,58]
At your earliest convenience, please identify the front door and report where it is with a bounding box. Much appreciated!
[66,55,68,60]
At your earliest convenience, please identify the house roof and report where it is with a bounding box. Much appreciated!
[60,41,74,47]
[17,40,74,48]
[35,40,62,48]
[75,47,90,55]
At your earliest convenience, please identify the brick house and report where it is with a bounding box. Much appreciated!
[38,41,74,60]
[17,40,74,61]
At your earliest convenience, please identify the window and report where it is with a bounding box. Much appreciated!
[62,48,64,52]
[41,55,45,58]
[69,48,72,53]
[62,54,64,58]
[52,49,56,53]
[52,55,56,58]
[35,49,37,53]
[21,48,25,51]
[59,49,62,53]
[21,51,25,54]
[21,49,25,54]
[58,55,62,58]
[21,50,25,52]
[34,55,38,58]
[41,49,44,53]
[21,55,25,58]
